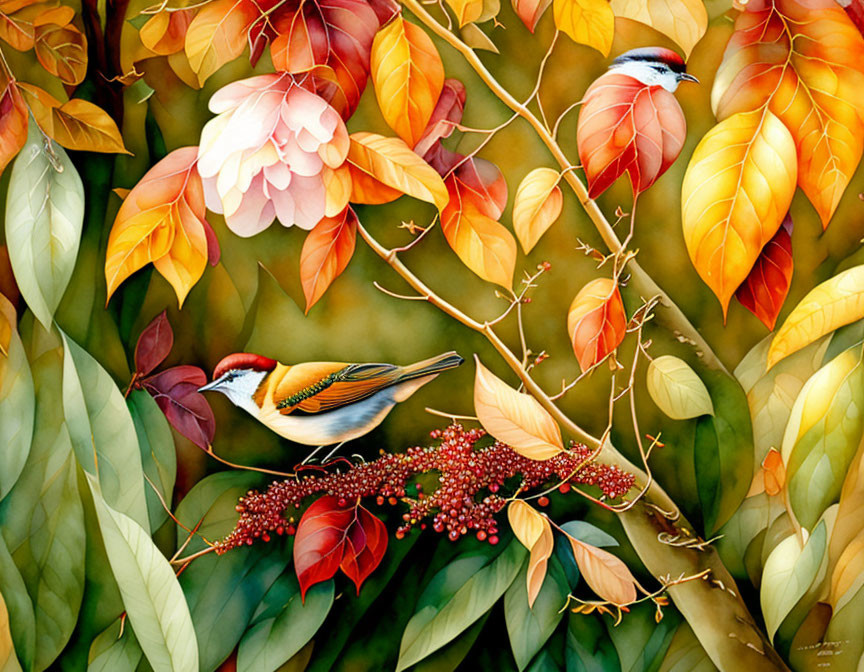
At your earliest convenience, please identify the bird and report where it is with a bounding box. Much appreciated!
[606,47,699,92]
[199,350,464,460]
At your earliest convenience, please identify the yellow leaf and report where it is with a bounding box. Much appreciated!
[34,20,87,85]
[445,0,483,26]
[507,500,547,550]
[527,517,554,608]
[322,165,352,217]
[371,16,444,148]
[565,536,637,605]
[347,132,448,210]
[552,0,614,56]
[829,531,864,613]
[152,199,208,307]
[512,167,563,254]
[681,109,796,317]
[473,356,563,460]
[609,0,707,57]
[184,0,259,85]
[646,355,714,420]
[767,265,864,369]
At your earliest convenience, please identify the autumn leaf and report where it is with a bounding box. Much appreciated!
[567,277,626,372]
[508,500,546,550]
[347,132,448,209]
[270,4,328,71]
[415,79,466,158]
[142,365,216,448]
[609,0,707,57]
[767,264,864,369]
[646,355,714,420]
[300,207,358,313]
[735,214,793,330]
[512,0,553,32]
[712,0,864,227]
[105,147,213,306]
[445,0,483,26]
[0,290,13,358]
[33,17,87,85]
[577,73,686,199]
[0,0,45,50]
[134,311,174,377]
[473,356,564,460]
[681,108,797,316]
[140,10,194,55]
[340,505,388,594]
[371,16,444,148]
[512,167,563,254]
[565,536,637,605]
[18,83,127,154]
[552,0,614,56]
[0,72,27,176]
[762,448,785,497]
[185,0,260,85]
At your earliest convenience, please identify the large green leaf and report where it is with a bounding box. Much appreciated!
[128,390,176,531]
[0,538,33,672]
[61,333,150,532]
[0,318,85,672]
[397,540,526,671]
[4,125,84,329]
[412,613,490,672]
[237,575,334,672]
[657,623,716,672]
[565,612,620,672]
[0,297,34,500]
[88,476,198,672]
[606,601,681,672]
[782,343,864,530]
[87,618,143,672]
[505,557,568,670]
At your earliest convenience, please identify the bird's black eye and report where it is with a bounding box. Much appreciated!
[652,65,666,73]
[224,371,237,383]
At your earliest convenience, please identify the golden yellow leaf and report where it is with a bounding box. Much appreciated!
[152,199,208,307]
[829,531,864,613]
[34,19,87,85]
[322,165,352,217]
[565,536,637,605]
[609,0,707,57]
[184,0,259,85]
[552,0,614,56]
[512,167,563,254]
[527,517,554,608]
[347,132,448,210]
[370,16,444,148]
[473,356,563,460]
[681,109,796,317]
[445,0,483,26]
[767,265,864,369]
[508,500,547,550]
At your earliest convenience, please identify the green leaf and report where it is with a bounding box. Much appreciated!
[4,124,84,329]
[87,475,198,672]
[0,318,85,672]
[606,601,681,672]
[0,538,34,672]
[657,622,715,672]
[87,618,143,672]
[412,613,489,672]
[237,575,334,672]
[565,612,620,672]
[646,356,714,420]
[127,390,176,531]
[0,588,22,672]
[716,494,784,579]
[760,523,827,641]
[558,522,618,548]
[0,304,34,500]
[397,540,526,671]
[504,557,568,670]
[61,332,150,532]
[782,343,864,529]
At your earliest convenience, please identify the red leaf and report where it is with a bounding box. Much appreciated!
[202,217,221,266]
[340,505,387,594]
[294,496,355,599]
[416,79,466,158]
[134,310,174,376]
[300,207,358,313]
[567,278,627,372]
[143,365,216,448]
[735,214,793,329]
[577,74,686,199]
[846,0,864,36]
[0,74,27,177]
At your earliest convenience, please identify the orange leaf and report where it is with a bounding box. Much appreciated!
[140,10,194,55]
[300,207,358,313]
[105,147,210,306]
[270,4,329,72]
[762,447,786,497]
[0,1,47,50]
[512,0,552,32]
[735,214,793,330]
[473,356,564,460]
[567,277,626,372]
[18,83,128,154]
[681,108,797,316]
[712,0,864,227]
[507,500,547,549]
[512,167,563,254]
[34,19,87,85]
[184,0,260,85]
[566,536,637,606]
[371,15,444,148]
[0,74,27,176]
[528,516,554,607]
[577,73,686,199]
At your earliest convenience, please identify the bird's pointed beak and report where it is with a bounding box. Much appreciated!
[198,380,221,393]
[680,73,699,84]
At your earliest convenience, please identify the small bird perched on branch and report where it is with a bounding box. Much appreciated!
[199,351,464,458]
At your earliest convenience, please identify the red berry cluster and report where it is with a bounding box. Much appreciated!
[216,424,635,552]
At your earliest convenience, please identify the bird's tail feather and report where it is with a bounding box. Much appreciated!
[399,351,464,382]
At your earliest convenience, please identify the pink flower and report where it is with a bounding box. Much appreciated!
[197,73,350,237]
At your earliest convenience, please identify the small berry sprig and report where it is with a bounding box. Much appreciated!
[216,423,635,553]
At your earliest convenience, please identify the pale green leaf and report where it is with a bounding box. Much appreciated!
[128,390,176,532]
[760,523,827,640]
[61,333,150,532]
[606,600,681,672]
[87,618,143,672]
[647,355,714,420]
[0,299,34,499]
[88,476,198,672]
[0,589,21,672]
[0,538,34,672]
[4,124,84,329]
[657,622,717,672]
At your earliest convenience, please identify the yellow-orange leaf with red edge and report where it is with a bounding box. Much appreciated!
[711,0,864,227]
[371,16,444,149]
[473,356,564,460]
[18,83,128,154]
[565,535,638,605]
[445,0,483,26]
[0,73,27,176]
[762,448,786,496]
[567,277,626,372]
[552,0,613,56]
[735,214,793,330]
[300,207,358,313]
[577,73,686,199]
[512,167,562,254]
[106,147,209,306]
[681,109,797,317]
[185,0,260,85]
[140,10,194,55]
[33,15,86,85]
